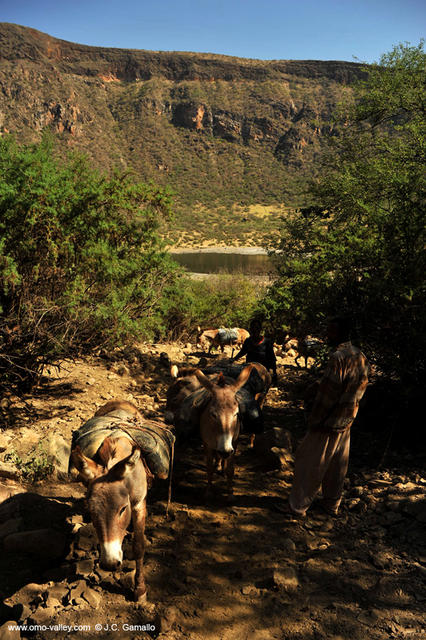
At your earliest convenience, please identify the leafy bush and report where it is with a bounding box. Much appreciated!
[159,273,263,341]
[5,445,55,483]
[0,134,180,390]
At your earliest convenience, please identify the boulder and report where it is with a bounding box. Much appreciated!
[42,433,70,478]
[46,584,70,605]
[5,583,46,607]
[75,558,95,578]
[272,566,299,592]
[0,621,20,640]
[82,589,101,608]
[28,606,58,625]
[76,523,96,551]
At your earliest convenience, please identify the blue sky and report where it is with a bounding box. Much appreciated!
[0,0,424,62]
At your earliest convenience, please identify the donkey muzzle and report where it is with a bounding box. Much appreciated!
[99,540,123,570]
[216,433,235,458]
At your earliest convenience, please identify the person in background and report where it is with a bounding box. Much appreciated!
[231,318,277,384]
[283,315,369,517]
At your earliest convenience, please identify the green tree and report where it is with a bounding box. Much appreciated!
[159,274,261,341]
[263,42,425,388]
[0,134,179,390]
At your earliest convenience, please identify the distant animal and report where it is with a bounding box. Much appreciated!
[70,400,174,602]
[196,326,249,356]
[294,337,324,368]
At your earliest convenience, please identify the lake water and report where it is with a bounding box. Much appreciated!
[170,251,273,275]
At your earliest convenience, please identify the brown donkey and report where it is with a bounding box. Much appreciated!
[196,326,249,356]
[71,401,152,602]
[194,364,254,495]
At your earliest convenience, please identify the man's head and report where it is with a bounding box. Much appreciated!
[326,315,352,347]
[249,319,262,340]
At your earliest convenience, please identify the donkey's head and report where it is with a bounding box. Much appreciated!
[195,365,254,457]
[72,445,143,570]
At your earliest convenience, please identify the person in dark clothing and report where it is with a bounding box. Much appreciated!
[231,319,277,384]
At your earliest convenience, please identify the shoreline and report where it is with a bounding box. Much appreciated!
[168,246,268,255]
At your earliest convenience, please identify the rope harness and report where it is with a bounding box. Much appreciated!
[114,416,175,517]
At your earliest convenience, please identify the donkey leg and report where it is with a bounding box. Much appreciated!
[213,451,222,474]
[132,501,147,602]
[225,455,236,495]
[204,449,215,497]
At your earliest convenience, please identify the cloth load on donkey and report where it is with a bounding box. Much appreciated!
[70,411,175,479]
[205,363,266,395]
[217,328,239,345]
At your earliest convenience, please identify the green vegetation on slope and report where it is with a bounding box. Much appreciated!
[261,42,426,392]
[0,134,179,389]
[0,23,366,245]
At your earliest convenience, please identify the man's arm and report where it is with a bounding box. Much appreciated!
[266,340,277,382]
[267,340,277,372]
[307,354,342,429]
[230,338,249,363]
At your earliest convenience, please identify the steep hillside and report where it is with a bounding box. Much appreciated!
[0,23,367,245]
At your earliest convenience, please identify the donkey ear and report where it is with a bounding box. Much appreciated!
[72,447,104,483]
[232,363,254,391]
[110,448,141,479]
[172,366,197,379]
[194,369,214,392]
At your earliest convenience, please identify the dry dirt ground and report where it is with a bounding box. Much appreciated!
[0,343,425,640]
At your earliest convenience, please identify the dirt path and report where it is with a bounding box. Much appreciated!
[0,344,425,639]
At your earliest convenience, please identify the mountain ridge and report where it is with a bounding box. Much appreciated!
[0,23,367,245]
[0,22,365,79]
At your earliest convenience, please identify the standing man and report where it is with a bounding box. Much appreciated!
[231,318,277,384]
[285,316,369,517]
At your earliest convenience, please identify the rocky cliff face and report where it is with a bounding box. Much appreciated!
[0,23,366,212]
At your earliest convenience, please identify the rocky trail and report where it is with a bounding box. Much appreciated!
[0,343,425,640]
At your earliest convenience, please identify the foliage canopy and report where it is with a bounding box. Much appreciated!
[0,134,179,389]
[262,42,425,389]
